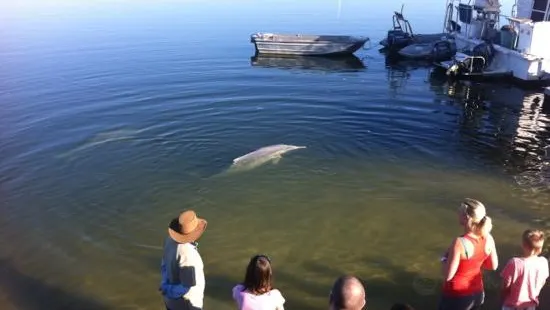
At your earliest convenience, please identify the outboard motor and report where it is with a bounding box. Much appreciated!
[431,40,457,61]
[447,41,495,76]
[467,42,495,72]
[473,42,495,62]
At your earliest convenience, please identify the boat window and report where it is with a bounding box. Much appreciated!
[533,0,548,11]
[531,10,546,21]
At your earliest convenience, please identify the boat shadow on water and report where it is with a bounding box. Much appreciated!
[250,54,366,72]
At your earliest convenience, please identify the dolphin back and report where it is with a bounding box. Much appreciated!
[231,144,306,164]
[202,144,308,179]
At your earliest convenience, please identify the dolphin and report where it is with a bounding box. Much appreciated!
[221,144,306,175]
[56,128,143,160]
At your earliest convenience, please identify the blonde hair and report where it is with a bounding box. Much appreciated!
[522,229,545,254]
[461,198,492,237]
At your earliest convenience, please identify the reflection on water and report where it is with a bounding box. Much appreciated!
[441,80,549,174]
[433,78,550,228]
[384,57,550,182]
[384,56,550,225]
[250,54,366,72]
[383,56,445,97]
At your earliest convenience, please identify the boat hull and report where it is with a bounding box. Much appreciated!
[380,32,452,50]
[250,33,369,56]
[397,40,456,61]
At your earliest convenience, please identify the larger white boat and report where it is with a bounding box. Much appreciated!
[436,0,550,85]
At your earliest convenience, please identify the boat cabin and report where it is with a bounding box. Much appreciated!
[442,0,550,82]
[508,0,550,58]
[445,0,550,54]
[515,0,550,22]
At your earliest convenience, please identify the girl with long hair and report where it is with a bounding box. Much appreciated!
[232,254,285,310]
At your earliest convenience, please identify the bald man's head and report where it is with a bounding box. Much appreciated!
[329,275,366,310]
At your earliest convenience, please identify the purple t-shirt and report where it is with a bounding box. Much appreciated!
[232,284,285,310]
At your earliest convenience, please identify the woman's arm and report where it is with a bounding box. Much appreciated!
[483,234,498,270]
[443,238,462,282]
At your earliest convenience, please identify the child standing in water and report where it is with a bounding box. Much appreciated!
[500,229,549,310]
[232,254,285,310]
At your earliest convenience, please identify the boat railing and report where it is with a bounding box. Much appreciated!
[465,55,486,73]
[443,1,457,32]
[446,54,487,76]
[392,7,414,37]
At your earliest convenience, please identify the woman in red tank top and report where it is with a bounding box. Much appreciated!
[438,198,499,310]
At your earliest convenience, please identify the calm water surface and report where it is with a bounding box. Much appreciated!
[1,1,550,309]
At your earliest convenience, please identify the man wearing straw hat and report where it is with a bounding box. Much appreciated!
[159,210,208,310]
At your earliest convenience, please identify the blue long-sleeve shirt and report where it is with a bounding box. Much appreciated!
[159,258,190,298]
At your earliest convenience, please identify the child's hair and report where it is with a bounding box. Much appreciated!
[522,229,545,254]
[390,303,415,310]
[242,254,273,295]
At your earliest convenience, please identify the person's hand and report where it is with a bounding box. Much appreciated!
[440,250,449,262]
[440,242,451,263]
[486,233,496,248]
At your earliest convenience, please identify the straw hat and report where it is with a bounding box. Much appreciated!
[168,210,207,244]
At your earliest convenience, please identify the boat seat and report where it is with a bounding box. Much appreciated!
[454,52,470,61]
[438,60,454,69]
